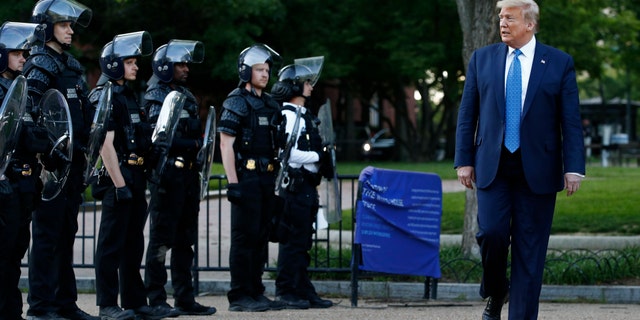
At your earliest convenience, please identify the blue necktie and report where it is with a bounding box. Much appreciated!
[505,49,522,153]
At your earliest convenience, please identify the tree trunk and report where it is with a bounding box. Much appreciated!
[455,0,500,258]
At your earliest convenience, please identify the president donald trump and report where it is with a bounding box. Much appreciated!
[454,0,585,319]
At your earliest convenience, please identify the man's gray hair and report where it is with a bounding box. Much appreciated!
[497,0,539,32]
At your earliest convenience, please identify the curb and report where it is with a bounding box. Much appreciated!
[19,278,640,305]
[440,234,640,250]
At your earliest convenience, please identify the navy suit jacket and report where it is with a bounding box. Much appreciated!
[454,41,585,194]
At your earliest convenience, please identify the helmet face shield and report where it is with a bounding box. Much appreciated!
[37,0,92,27]
[278,56,325,87]
[293,56,324,86]
[164,39,204,64]
[0,22,45,51]
[237,43,281,83]
[110,31,153,59]
[152,39,204,83]
[241,43,282,68]
[100,31,153,80]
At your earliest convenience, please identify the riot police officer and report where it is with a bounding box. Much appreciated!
[0,21,44,320]
[22,1,97,319]
[270,58,334,309]
[89,31,174,320]
[143,40,216,316]
[218,43,285,312]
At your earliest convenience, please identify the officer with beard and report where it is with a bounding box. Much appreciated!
[22,1,97,319]
[0,21,44,320]
[218,43,285,312]
[143,40,216,316]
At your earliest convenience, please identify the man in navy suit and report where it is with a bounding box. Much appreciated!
[454,0,585,319]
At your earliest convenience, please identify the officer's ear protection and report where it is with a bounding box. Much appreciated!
[292,83,300,94]
[291,75,302,94]
[34,14,48,23]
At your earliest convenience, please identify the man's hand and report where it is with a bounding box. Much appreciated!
[41,148,71,172]
[115,185,133,202]
[147,142,169,168]
[564,173,583,196]
[456,166,476,189]
[227,183,242,204]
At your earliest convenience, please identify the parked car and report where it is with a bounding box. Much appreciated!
[362,128,395,160]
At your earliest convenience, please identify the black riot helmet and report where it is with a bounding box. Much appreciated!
[151,39,204,83]
[0,22,45,73]
[237,43,282,84]
[271,56,324,103]
[99,31,153,81]
[30,0,92,43]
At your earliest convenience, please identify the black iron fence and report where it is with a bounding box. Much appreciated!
[22,174,640,295]
[23,174,362,279]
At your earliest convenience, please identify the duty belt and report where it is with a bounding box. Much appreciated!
[126,153,145,166]
[241,158,275,172]
[16,164,32,176]
[5,163,33,181]
[170,156,195,169]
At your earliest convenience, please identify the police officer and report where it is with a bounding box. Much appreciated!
[22,1,97,319]
[0,21,44,320]
[218,43,285,312]
[270,59,334,309]
[89,31,174,320]
[143,40,216,316]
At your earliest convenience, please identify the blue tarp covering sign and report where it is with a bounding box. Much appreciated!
[354,166,442,278]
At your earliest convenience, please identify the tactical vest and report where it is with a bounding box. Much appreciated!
[25,47,90,148]
[89,83,152,157]
[281,104,323,154]
[233,89,279,159]
[145,82,201,159]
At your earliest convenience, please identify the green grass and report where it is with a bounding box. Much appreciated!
[333,161,640,235]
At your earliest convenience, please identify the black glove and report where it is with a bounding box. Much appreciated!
[319,145,335,179]
[21,123,49,154]
[227,183,242,204]
[115,185,133,202]
[41,148,71,172]
[147,142,169,168]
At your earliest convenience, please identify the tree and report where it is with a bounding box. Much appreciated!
[455,0,499,258]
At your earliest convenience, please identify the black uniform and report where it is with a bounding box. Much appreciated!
[218,87,280,303]
[0,76,42,319]
[90,80,152,310]
[274,103,324,302]
[144,76,203,308]
[24,45,93,316]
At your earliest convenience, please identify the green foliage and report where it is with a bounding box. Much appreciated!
[306,244,640,286]
[552,166,640,235]
[6,1,640,162]
[308,245,352,281]
[334,162,640,236]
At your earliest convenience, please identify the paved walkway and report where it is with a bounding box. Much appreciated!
[42,293,640,320]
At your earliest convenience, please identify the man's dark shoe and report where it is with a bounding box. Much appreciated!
[26,312,65,320]
[308,294,333,308]
[131,305,172,320]
[59,308,100,320]
[174,301,216,315]
[150,303,180,318]
[275,294,310,310]
[482,294,509,320]
[99,306,135,320]
[254,294,286,310]
[228,296,269,312]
